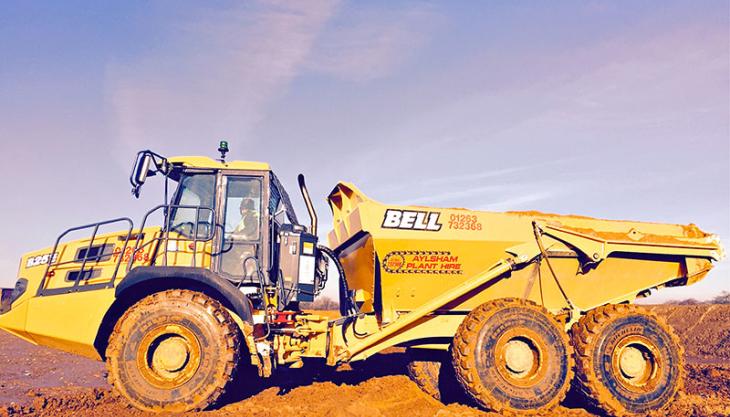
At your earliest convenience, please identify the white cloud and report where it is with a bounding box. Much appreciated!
[303,3,437,81]
[105,0,341,159]
[421,156,584,187]
[393,183,510,206]
[478,190,555,212]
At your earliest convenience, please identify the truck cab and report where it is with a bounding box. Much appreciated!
[0,148,327,359]
[156,153,322,307]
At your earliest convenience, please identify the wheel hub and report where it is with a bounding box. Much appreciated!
[137,325,202,389]
[152,336,190,373]
[494,330,545,387]
[619,345,647,379]
[504,339,534,374]
[611,336,660,390]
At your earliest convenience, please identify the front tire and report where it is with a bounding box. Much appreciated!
[452,298,574,415]
[571,304,683,417]
[106,289,241,412]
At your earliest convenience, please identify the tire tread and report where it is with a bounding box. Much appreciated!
[451,298,574,416]
[106,289,241,412]
[571,304,684,417]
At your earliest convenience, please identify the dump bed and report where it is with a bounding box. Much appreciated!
[327,182,722,323]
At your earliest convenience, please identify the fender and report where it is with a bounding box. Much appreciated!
[116,266,253,324]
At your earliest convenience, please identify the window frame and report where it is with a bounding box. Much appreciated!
[222,176,264,242]
[167,170,218,239]
[213,171,271,282]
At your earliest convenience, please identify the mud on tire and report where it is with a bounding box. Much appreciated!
[451,298,574,415]
[106,289,241,412]
[571,304,684,417]
[406,350,443,400]
[406,348,467,403]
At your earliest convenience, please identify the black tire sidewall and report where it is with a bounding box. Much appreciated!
[114,297,231,409]
[593,314,682,413]
[473,306,570,410]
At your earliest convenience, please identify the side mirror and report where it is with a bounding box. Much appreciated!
[130,152,153,198]
[133,153,152,185]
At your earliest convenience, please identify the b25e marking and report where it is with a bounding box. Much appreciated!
[26,253,58,268]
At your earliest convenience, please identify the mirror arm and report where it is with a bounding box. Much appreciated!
[129,150,170,199]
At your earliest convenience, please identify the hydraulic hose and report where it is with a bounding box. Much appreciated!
[317,245,359,316]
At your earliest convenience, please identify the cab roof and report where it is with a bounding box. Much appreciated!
[167,156,270,171]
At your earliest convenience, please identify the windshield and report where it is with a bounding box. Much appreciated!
[168,173,216,238]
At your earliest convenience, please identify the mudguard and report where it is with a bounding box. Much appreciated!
[116,266,253,324]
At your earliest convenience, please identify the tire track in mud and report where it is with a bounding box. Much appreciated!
[2,305,730,417]
[649,304,730,360]
[682,304,717,335]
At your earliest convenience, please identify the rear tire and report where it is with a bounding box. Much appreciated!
[406,349,445,401]
[452,298,574,415]
[106,289,241,412]
[406,348,470,404]
[571,304,683,417]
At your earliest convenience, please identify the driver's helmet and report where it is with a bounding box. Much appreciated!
[239,198,256,215]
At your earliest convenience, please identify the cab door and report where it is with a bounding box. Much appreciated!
[217,175,265,283]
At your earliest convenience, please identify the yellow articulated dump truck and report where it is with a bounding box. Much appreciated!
[0,144,722,416]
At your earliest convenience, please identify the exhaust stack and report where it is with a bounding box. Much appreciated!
[298,174,318,235]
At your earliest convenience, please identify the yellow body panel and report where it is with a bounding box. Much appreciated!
[167,156,269,171]
[25,288,116,359]
[0,301,33,344]
[0,224,217,360]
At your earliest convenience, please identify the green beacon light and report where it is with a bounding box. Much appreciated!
[218,140,229,162]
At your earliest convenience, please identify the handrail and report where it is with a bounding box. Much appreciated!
[126,204,215,272]
[36,204,217,297]
[37,217,133,296]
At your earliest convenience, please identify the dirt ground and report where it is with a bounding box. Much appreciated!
[1,305,729,417]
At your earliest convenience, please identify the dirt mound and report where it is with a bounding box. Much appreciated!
[0,388,137,417]
[685,364,730,398]
[647,304,730,361]
[1,305,729,417]
[0,330,107,406]
[4,373,726,417]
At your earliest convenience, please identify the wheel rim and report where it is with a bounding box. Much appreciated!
[611,335,661,391]
[137,324,202,389]
[494,328,547,387]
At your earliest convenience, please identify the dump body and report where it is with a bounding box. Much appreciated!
[327,182,722,331]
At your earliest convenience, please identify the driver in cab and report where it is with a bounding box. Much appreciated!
[231,198,259,241]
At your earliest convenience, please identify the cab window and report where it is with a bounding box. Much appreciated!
[223,178,262,240]
[220,177,262,278]
[168,174,215,238]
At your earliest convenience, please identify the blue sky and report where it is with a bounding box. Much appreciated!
[0,1,727,302]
